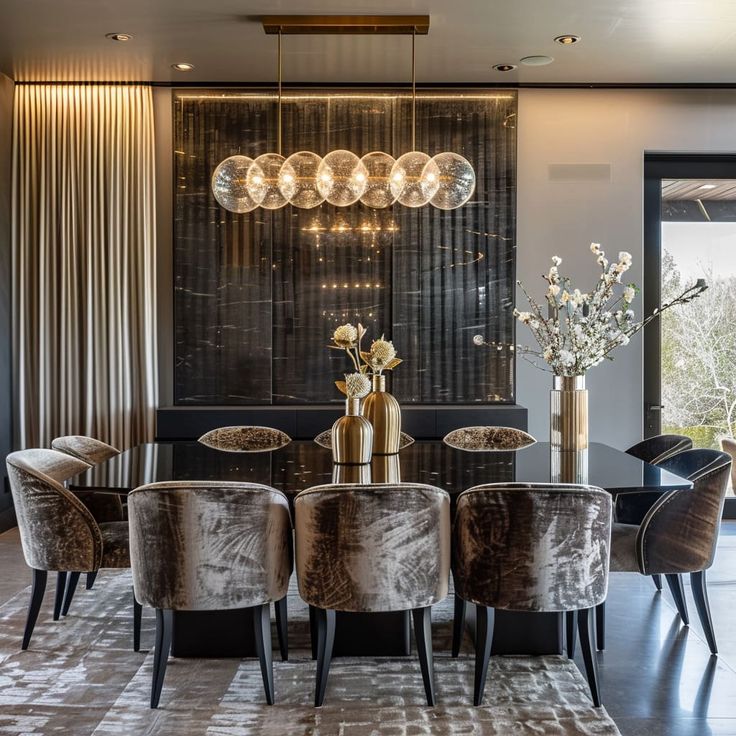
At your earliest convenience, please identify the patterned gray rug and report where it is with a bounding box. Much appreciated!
[0,570,621,735]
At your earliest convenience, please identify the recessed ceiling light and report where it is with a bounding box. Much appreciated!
[520,55,554,66]
[106,33,132,42]
[492,64,517,72]
[699,184,717,189]
[554,34,581,45]
[172,63,195,72]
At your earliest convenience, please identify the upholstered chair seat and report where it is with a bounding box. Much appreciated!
[295,483,450,706]
[314,429,415,450]
[442,426,536,451]
[452,483,612,707]
[5,449,141,652]
[198,426,291,452]
[605,449,730,655]
[127,481,293,708]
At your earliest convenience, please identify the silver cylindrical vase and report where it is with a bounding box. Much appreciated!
[550,375,589,451]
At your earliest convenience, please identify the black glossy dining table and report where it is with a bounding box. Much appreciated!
[68,440,692,659]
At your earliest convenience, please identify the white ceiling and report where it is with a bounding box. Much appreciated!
[3,0,736,84]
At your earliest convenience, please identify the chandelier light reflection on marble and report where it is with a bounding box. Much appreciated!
[211,15,476,213]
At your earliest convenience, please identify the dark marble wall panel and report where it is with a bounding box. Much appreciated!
[173,89,516,405]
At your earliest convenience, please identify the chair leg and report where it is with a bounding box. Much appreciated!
[595,601,605,651]
[53,572,67,621]
[309,605,318,660]
[314,608,336,707]
[665,573,689,625]
[61,572,81,617]
[452,593,466,658]
[652,574,663,591]
[22,569,48,650]
[473,605,493,707]
[274,596,288,662]
[412,606,436,706]
[577,607,601,707]
[133,589,142,652]
[253,603,275,705]
[85,571,98,590]
[151,609,173,708]
[691,571,717,655]
[566,610,577,659]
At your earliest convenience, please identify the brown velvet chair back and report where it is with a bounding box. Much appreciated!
[6,449,102,572]
[127,481,292,611]
[443,426,536,451]
[719,437,736,490]
[295,483,451,613]
[453,483,612,612]
[51,435,120,465]
[198,426,291,452]
[637,449,731,575]
[626,434,692,465]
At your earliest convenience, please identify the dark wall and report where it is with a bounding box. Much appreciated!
[173,89,517,407]
[0,74,14,530]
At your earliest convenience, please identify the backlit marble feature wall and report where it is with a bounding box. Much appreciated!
[173,90,517,405]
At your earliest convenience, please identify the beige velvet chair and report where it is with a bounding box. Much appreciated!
[295,483,450,706]
[127,481,292,708]
[6,449,140,651]
[51,435,124,599]
[453,483,612,707]
[442,426,536,451]
[198,426,291,452]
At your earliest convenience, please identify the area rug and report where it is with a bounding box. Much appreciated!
[0,570,621,735]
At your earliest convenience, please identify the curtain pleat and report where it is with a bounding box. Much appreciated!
[12,84,157,450]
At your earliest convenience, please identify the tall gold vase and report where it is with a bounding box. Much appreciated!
[331,397,373,465]
[550,375,588,451]
[362,374,401,455]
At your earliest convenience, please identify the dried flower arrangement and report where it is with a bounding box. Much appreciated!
[328,323,402,395]
[475,243,707,376]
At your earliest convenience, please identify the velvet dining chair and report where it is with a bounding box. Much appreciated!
[127,481,292,708]
[51,435,124,600]
[6,449,140,651]
[295,483,450,707]
[453,483,612,707]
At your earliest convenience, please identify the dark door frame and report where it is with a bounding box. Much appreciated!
[643,152,736,518]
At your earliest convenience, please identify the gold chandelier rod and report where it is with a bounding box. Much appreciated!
[411,27,416,152]
[277,29,282,156]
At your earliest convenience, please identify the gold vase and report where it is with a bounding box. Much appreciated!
[550,375,588,451]
[332,463,372,484]
[550,448,589,484]
[331,397,373,465]
[362,374,401,455]
[371,454,401,483]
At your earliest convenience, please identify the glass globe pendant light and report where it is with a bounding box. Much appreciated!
[279,150,324,209]
[430,151,476,210]
[211,155,265,213]
[360,151,397,208]
[317,149,368,206]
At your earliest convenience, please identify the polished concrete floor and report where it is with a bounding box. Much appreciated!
[1,523,735,735]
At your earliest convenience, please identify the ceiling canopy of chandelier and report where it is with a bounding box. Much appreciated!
[212,15,476,213]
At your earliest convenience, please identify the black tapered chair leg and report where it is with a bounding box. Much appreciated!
[665,573,689,625]
[595,601,605,651]
[252,603,274,704]
[452,593,466,658]
[691,571,717,654]
[151,609,173,708]
[61,572,81,617]
[473,605,493,706]
[274,596,288,661]
[85,571,98,590]
[315,608,336,707]
[22,569,48,650]
[309,605,318,660]
[577,607,601,707]
[53,572,67,621]
[412,606,436,706]
[652,574,663,591]
[566,610,577,659]
[133,590,142,652]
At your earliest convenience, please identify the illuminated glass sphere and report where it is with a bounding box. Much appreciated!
[211,155,264,213]
[389,151,441,208]
[430,152,476,210]
[316,149,368,207]
[279,151,324,209]
[248,153,288,210]
[359,151,397,208]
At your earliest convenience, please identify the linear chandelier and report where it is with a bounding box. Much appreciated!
[212,15,476,213]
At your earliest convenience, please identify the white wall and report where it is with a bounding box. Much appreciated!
[516,89,736,449]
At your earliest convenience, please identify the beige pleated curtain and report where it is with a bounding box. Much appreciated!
[12,84,157,450]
